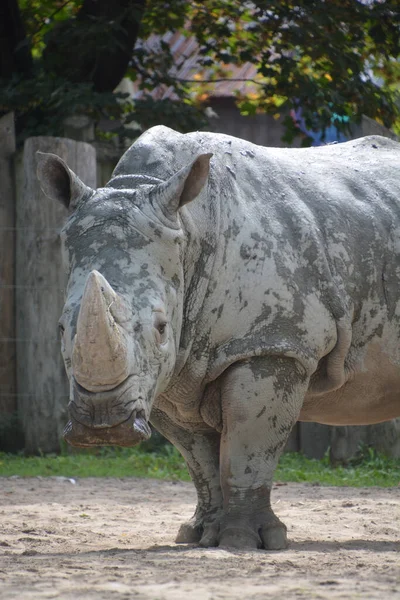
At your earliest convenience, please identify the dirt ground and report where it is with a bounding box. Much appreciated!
[0,477,399,600]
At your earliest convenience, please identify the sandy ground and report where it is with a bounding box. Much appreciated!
[0,477,399,600]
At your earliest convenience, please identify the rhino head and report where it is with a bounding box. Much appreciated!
[37,148,212,447]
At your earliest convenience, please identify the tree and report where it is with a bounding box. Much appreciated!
[1,0,399,145]
[0,0,208,141]
[182,0,400,143]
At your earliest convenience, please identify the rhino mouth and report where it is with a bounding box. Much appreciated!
[64,377,152,447]
[63,410,151,447]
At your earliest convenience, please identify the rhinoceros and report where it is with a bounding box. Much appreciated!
[36,126,400,550]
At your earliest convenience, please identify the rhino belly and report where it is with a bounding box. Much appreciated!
[300,342,400,426]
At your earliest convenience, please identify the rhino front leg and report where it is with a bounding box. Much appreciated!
[219,356,309,550]
[150,407,223,546]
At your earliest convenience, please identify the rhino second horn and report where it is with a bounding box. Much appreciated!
[72,271,130,392]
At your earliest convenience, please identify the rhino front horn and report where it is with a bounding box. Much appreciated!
[72,271,130,392]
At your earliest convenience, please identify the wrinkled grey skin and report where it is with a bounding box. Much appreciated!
[37,127,400,550]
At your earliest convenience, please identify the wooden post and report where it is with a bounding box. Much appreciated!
[299,422,331,459]
[16,137,96,454]
[329,426,366,465]
[0,113,17,426]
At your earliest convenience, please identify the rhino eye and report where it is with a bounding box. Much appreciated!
[157,322,166,336]
[154,318,168,346]
[153,311,168,345]
[58,323,65,337]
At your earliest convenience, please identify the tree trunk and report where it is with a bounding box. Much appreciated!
[0,0,32,78]
[16,137,96,454]
[42,0,146,93]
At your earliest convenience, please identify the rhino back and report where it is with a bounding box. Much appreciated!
[113,128,400,382]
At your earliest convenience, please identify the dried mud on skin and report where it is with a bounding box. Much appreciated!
[0,478,399,600]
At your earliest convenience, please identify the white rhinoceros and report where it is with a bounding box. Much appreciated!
[37,126,400,550]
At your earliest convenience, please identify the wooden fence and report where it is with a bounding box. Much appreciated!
[1,116,97,453]
[0,112,399,459]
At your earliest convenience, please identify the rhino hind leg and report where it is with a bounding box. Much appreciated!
[218,356,309,550]
[150,407,223,546]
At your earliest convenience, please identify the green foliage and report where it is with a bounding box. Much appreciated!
[132,97,208,133]
[0,444,190,480]
[1,1,399,146]
[18,0,79,57]
[1,72,133,144]
[1,0,208,143]
[1,446,398,487]
[276,450,400,487]
[1,72,206,145]
[182,0,400,143]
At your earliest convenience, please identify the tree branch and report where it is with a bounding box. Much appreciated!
[175,77,264,86]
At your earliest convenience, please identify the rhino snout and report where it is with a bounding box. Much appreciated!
[63,410,151,448]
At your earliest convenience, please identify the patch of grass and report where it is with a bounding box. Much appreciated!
[0,445,398,487]
[0,445,190,480]
[275,449,400,487]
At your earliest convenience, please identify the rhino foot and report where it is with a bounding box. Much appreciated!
[218,525,262,549]
[176,510,222,546]
[259,523,288,550]
[176,510,287,550]
[219,520,287,551]
[175,519,203,544]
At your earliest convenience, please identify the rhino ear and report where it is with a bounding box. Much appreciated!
[36,151,93,212]
[152,153,212,219]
